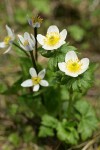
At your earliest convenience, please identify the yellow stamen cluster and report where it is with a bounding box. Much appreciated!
[32,16,43,24]
[4,36,11,45]
[23,40,29,46]
[66,59,82,73]
[44,32,60,46]
[32,77,41,85]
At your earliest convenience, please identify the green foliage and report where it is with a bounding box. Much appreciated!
[29,0,51,14]
[0,83,7,94]
[41,114,58,128]
[20,56,32,78]
[68,25,86,41]
[75,100,98,140]
[23,126,35,143]
[57,120,79,145]
[8,133,20,147]
[38,126,54,137]
[15,9,30,24]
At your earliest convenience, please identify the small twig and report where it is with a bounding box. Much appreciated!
[68,141,88,150]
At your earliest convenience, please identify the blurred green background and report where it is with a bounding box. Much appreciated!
[0,0,100,149]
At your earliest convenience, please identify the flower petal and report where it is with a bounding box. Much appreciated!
[6,25,14,37]
[18,35,24,44]
[3,46,11,54]
[78,58,89,75]
[47,25,59,33]
[29,68,37,77]
[24,32,30,40]
[40,80,49,86]
[37,34,45,45]
[0,42,6,48]
[38,69,46,79]
[60,29,67,42]
[18,41,26,50]
[65,51,78,63]
[31,34,35,45]
[21,79,33,87]
[33,84,40,91]
[58,62,66,72]
[64,71,78,77]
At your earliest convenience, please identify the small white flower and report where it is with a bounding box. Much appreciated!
[58,51,89,77]
[21,68,49,92]
[27,16,43,28]
[18,32,35,51]
[0,25,15,54]
[37,25,67,50]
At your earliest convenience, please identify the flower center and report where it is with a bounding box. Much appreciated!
[4,36,11,45]
[32,16,43,24]
[32,77,41,85]
[44,32,60,46]
[66,59,82,73]
[23,40,29,46]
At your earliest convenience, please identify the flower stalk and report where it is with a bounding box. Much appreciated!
[67,88,73,119]
[34,27,38,61]
[13,42,29,57]
[29,51,38,72]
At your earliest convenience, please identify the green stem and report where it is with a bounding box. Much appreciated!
[12,42,29,57]
[29,51,38,72]
[67,88,73,119]
[34,27,38,61]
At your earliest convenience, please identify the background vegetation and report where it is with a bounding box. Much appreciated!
[0,0,100,149]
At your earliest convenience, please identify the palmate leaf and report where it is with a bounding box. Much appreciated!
[75,100,98,141]
[41,114,58,128]
[38,126,54,138]
[57,121,79,145]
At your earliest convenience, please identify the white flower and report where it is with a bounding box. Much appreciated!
[58,51,89,77]
[21,68,49,92]
[27,16,43,28]
[18,32,35,51]
[0,25,15,54]
[37,25,67,50]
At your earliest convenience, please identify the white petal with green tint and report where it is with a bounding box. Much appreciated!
[65,51,78,62]
[33,84,40,91]
[47,25,59,33]
[40,80,49,86]
[21,79,33,87]
[3,46,11,54]
[78,58,89,75]
[18,35,24,44]
[37,34,45,45]
[6,25,14,38]
[58,62,66,72]
[60,29,67,42]
[29,68,37,77]
[38,69,46,79]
